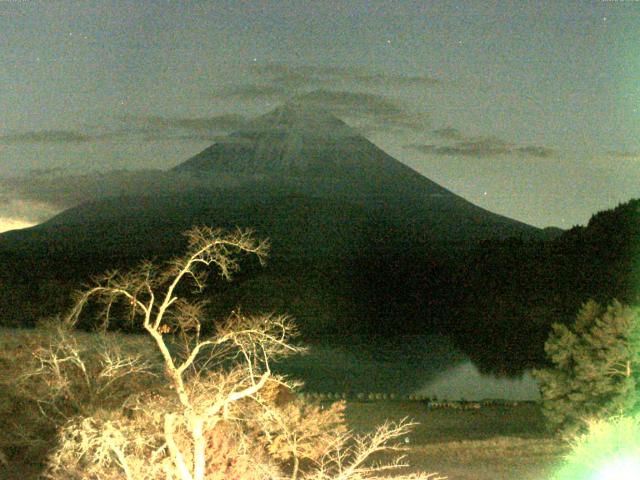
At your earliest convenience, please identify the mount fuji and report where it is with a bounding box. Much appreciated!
[0,102,548,336]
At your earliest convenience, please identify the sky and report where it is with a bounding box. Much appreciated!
[1,0,639,232]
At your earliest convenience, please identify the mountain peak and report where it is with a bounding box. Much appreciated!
[264,101,336,119]
[171,103,492,214]
[234,101,357,140]
[173,102,367,175]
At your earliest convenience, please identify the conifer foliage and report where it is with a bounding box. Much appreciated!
[534,300,640,435]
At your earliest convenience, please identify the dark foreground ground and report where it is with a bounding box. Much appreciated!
[0,327,567,479]
[1,401,567,480]
[345,401,567,480]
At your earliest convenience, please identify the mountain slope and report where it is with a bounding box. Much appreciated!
[447,198,640,374]
[0,103,546,339]
[172,102,538,240]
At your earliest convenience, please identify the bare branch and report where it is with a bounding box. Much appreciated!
[34,226,441,480]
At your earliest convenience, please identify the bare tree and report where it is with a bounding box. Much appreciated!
[29,226,444,480]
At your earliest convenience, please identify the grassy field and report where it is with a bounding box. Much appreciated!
[345,401,567,479]
[0,327,567,479]
[1,401,567,479]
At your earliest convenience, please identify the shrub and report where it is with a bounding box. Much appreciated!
[20,227,443,480]
[533,300,640,435]
[18,322,160,423]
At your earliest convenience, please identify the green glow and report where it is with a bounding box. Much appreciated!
[552,415,640,480]
[596,457,640,480]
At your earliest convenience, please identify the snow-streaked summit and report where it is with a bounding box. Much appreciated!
[168,101,538,239]
[172,101,447,197]
[234,102,359,141]
[173,102,371,176]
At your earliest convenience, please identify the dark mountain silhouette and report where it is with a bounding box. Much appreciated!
[448,198,640,374]
[0,103,546,269]
[172,103,539,239]
[0,102,572,373]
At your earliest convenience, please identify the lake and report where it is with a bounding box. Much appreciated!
[275,334,540,400]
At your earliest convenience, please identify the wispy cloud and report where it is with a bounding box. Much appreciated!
[0,116,248,145]
[289,90,432,132]
[0,170,178,225]
[431,127,464,141]
[250,63,442,88]
[114,114,248,141]
[208,63,437,133]
[0,168,250,215]
[211,84,288,100]
[0,170,171,232]
[357,111,430,134]
[408,130,556,159]
[0,130,92,144]
[143,114,247,132]
[0,217,36,233]
[0,197,59,233]
[6,64,439,147]
[215,63,442,102]
[410,137,512,157]
[515,146,555,158]
[292,90,403,116]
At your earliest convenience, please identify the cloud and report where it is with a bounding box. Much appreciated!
[287,90,433,132]
[114,114,248,141]
[431,127,464,141]
[0,217,36,233]
[417,137,512,158]
[1,170,174,210]
[408,132,556,159]
[0,167,254,218]
[293,90,403,117]
[515,146,555,158]
[144,114,247,132]
[0,130,92,144]
[249,64,321,90]
[0,197,59,233]
[407,144,438,155]
[208,63,436,133]
[0,166,272,234]
[350,72,442,87]
[211,84,288,100]
[358,111,431,134]
[251,63,442,88]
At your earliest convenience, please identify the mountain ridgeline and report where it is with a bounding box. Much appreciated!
[0,103,637,374]
[172,103,538,244]
[449,198,640,373]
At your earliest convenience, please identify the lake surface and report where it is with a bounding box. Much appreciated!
[275,334,540,400]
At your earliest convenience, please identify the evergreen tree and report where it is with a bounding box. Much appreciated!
[533,299,640,435]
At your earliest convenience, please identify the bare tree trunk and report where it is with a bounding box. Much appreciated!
[291,455,300,480]
[191,416,206,480]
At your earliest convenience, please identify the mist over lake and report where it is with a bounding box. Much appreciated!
[274,334,539,400]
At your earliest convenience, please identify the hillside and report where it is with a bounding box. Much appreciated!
[0,104,546,340]
[448,198,640,373]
